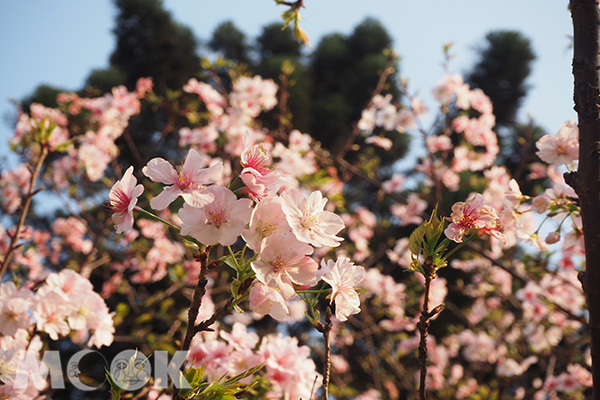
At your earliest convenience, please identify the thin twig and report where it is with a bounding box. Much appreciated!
[336,54,396,160]
[315,309,333,399]
[0,145,48,279]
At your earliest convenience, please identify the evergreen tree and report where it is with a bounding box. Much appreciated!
[466,30,545,193]
[109,0,201,94]
[466,30,536,128]
[208,21,252,66]
[256,22,302,59]
[310,18,405,159]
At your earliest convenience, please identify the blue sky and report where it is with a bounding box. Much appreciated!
[0,1,575,168]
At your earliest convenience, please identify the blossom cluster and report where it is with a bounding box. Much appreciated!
[1,53,593,399]
[183,323,321,399]
[0,270,114,399]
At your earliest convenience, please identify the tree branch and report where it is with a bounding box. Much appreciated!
[569,1,600,397]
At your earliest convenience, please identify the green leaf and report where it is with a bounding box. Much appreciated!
[408,223,426,256]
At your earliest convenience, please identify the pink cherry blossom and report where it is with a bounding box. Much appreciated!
[536,120,579,166]
[280,189,345,248]
[390,193,428,226]
[445,193,499,243]
[249,282,290,321]
[143,149,223,210]
[32,291,71,340]
[219,322,259,350]
[179,185,252,246]
[0,283,34,336]
[135,77,153,97]
[320,257,365,321]
[396,108,416,133]
[108,166,144,233]
[241,196,292,252]
[258,333,322,400]
[382,173,405,193]
[241,143,272,175]
[251,235,317,299]
[240,168,286,202]
[358,107,376,133]
[375,104,397,131]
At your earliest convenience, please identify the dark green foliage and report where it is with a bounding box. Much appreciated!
[21,84,66,109]
[85,66,127,93]
[309,18,401,157]
[467,30,536,128]
[256,22,302,58]
[109,0,201,94]
[254,55,312,132]
[209,21,252,66]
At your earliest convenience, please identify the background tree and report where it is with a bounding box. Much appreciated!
[466,30,536,129]
[208,20,253,66]
[108,0,201,94]
[466,30,545,192]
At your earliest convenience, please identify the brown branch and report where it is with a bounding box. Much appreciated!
[569,4,600,396]
[315,309,333,399]
[417,266,434,400]
[0,145,48,279]
[193,277,254,334]
[173,248,211,400]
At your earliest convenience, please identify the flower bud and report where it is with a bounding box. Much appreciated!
[545,232,561,245]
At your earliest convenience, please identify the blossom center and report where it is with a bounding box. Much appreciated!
[109,189,130,213]
[206,206,229,228]
[272,259,287,273]
[176,168,193,190]
[242,145,271,175]
[256,218,277,239]
[300,209,320,230]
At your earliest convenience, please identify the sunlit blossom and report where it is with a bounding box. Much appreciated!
[280,189,345,248]
[143,149,223,210]
[445,193,500,243]
[108,166,144,233]
[251,235,317,299]
[179,185,252,246]
[320,257,365,321]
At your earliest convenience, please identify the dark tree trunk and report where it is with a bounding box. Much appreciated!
[569,1,600,398]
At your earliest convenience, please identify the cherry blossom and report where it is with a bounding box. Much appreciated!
[108,166,144,233]
[249,281,290,321]
[179,185,252,246]
[536,120,579,166]
[445,193,500,243]
[0,283,34,336]
[241,195,292,252]
[143,149,223,210]
[280,189,345,248]
[320,257,365,321]
[251,235,318,299]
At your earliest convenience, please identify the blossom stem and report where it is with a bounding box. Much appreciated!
[441,234,477,261]
[227,245,241,272]
[135,206,180,231]
[228,176,242,191]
